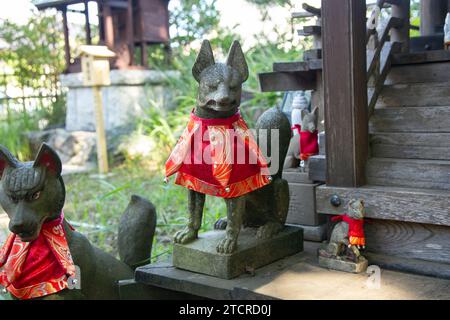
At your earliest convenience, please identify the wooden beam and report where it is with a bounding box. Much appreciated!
[258,71,317,92]
[316,185,450,226]
[103,3,114,49]
[84,1,92,45]
[62,6,71,70]
[391,0,410,53]
[141,42,148,67]
[321,0,368,187]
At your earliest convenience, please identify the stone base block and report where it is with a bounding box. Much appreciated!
[318,255,368,273]
[289,223,327,242]
[173,226,303,279]
[283,169,313,184]
[286,182,326,226]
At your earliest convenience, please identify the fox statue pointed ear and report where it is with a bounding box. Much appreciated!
[226,40,249,82]
[192,40,215,82]
[33,143,62,177]
[0,145,18,179]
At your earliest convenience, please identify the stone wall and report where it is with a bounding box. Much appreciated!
[60,69,180,132]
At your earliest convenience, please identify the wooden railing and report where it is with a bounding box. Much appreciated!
[366,0,410,116]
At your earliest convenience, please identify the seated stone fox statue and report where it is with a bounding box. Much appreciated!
[165,40,291,254]
[0,143,157,300]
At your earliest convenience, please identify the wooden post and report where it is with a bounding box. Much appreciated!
[391,0,410,53]
[92,86,109,174]
[321,0,368,187]
[84,1,92,45]
[420,0,447,36]
[62,6,71,69]
[126,0,135,65]
[103,4,114,49]
[141,42,148,67]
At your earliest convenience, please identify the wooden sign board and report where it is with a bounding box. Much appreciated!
[78,45,115,86]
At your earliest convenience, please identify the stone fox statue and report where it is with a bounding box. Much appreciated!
[165,40,291,254]
[283,107,319,169]
[320,199,366,263]
[0,143,156,300]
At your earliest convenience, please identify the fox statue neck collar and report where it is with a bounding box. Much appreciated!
[0,211,76,300]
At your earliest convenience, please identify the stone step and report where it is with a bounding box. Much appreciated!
[375,82,450,108]
[366,157,450,191]
[370,105,450,133]
[370,132,450,160]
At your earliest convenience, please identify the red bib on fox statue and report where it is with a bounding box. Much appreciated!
[291,124,319,161]
[165,112,271,198]
[0,212,76,299]
[331,214,366,246]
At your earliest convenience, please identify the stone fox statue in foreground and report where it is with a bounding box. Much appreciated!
[165,40,291,254]
[0,143,156,300]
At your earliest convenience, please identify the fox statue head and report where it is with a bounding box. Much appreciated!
[193,40,249,119]
[0,143,65,242]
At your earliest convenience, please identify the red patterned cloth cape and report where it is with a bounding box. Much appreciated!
[291,124,319,161]
[331,214,366,246]
[0,212,76,299]
[165,112,271,198]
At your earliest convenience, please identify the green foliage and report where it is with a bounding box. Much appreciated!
[0,12,65,82]
[170,0,220,47]
[0,11,66,160]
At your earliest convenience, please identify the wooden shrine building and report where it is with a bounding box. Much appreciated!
[32,0,170,72]
[259,0,450,279]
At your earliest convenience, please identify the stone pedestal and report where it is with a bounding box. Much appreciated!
[60,69,180,132]
[283,169,327,241]
[318,255,368,273]
[173,226,303,279]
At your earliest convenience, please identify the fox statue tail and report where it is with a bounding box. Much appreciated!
[118,195,157,270]
[255,107,292,179]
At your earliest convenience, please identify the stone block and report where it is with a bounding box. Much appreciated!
[173,226,303,279]
[283,169,313,184]
[286,182,325,226]
[60,70,180,132]
[318,255,368,273]
[289,223,327,242]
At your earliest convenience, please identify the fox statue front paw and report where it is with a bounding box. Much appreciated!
[216,236,237,254]
[174,227,198,244]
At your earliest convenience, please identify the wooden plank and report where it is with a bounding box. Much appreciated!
[371,133,450,160]
[365,219,450,265]
[375,83,450,107]
[316,185,450,226]
[303,49,321,61]
[308,155,326,182]
[258,71,316,92]
[322,0,368,187]
[383,62,450,85]
[298,25,321,36]
[367,158,450,190]
[392,50,450,65]
[292,11,314,18]
[370,106,450,132]
[272,59,322,72]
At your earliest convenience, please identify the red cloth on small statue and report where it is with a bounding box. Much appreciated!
[165,111,271,198]
[331,214,366,246]
[0,212,76,299]
[291,124,319,161]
